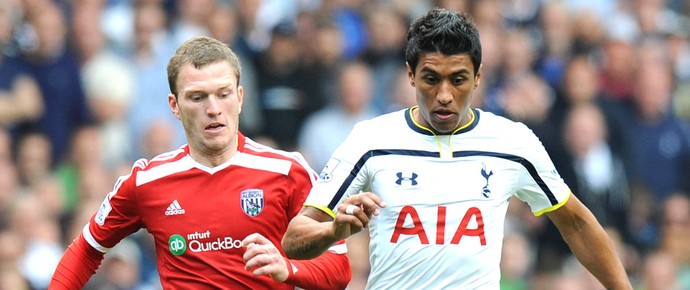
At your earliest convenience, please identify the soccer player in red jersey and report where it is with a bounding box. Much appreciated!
[49,36,351,290]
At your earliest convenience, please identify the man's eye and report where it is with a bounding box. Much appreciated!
[424,76,438,84]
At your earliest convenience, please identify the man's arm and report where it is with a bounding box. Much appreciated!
[242,233,351,290]
[0,75,44,123]
[283,192,386,259]
[282,207,341,259]
[545,194,632,289]
[283,242,351,290]
[49,233,105,289]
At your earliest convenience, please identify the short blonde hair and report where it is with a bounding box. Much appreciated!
[166,36,241,97]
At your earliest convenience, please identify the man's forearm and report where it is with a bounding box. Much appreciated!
[559,214,631,289]
[283,215,339,259]
[284,241,351,289]
[50,233,104,289]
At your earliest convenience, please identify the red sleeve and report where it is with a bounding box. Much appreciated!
[283,241,351,290]
[49,233,105,289]
[287,153,319,220]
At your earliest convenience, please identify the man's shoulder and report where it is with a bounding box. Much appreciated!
[351,109,406,132]
[242,137,316,174]
[473,108,531,134]
[130,146,193,186]
[143,146,189,168]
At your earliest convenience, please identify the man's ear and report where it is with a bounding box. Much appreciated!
[474,65,482,89]
[406,62,415,87]
[169,94,181,120]
[237,85,244,114]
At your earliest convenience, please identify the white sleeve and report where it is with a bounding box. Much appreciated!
[304,121,372,217]
[512,124,572,216]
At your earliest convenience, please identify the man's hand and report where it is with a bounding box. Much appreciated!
[333,192,386,239]
[242,233,289,282]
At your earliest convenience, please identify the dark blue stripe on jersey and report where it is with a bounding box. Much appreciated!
[327,149,558,209]
[453,151,558,206]
[327,149,440,210]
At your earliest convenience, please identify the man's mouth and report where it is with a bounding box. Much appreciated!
[206,123,225,130]
[434,110,455,119]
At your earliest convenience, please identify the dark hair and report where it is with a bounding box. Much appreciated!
[167,36,241,97]
[405,8,482,76]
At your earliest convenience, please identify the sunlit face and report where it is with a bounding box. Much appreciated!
[408,52,480,134]
[168,61,243,162]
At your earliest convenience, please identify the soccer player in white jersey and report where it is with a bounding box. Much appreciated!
[282,8,632,289]
[50,36,351,289]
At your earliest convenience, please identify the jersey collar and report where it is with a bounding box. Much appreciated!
[405,106,480,136]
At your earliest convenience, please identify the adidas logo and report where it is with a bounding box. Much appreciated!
[165,200,186,216]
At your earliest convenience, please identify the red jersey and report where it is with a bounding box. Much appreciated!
[56,132,348,289]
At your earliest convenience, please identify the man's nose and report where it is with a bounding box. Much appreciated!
[206,96,222,115]
[437,81,453,104]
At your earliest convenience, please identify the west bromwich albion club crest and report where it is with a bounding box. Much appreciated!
[240,189,264,217]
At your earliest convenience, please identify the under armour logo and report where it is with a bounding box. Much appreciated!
[481,163,493,198]
[396,172,418,186]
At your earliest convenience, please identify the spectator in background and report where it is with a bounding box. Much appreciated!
[9,194,63,290]
[313,0,368,60]
[126,2,185,160]
[0,152,20,221]
[500,74,559,162]
[484,28,539,116]
[298,61,379,171]
[234,0,265,53]
[0,60,43,128]
[53,125,104,234]
[548,56,630,170]
[570,9,606,57]
[13,2,92,167]
[0,264,30,290]
[535,1,573,89]
[168,0,214,46]
[657,193,690,289]
[299,14,344,107]
[14,131,52,188]
[83,238,156,290]
[384,67,417,113]
[253,21,322,150]
[360,5,408,113]
[0,127,12,165]
[561,103,630,240]
[598,37,637,102]
[0,228,31,290]
[619,44,690,204]
[631,0,688,38]
[72,2,135,170]
[470,24,503,111]
[0,1,43,129]
[499,232,533,290]
[139,120,177,161]
[669,35,690,123]
[640,251,684,290]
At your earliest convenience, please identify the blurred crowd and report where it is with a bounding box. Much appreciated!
[0,0,689,289]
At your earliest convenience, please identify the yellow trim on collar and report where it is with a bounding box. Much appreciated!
[408,105,476,134]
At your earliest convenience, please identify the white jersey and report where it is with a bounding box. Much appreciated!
[305,107,571,289]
